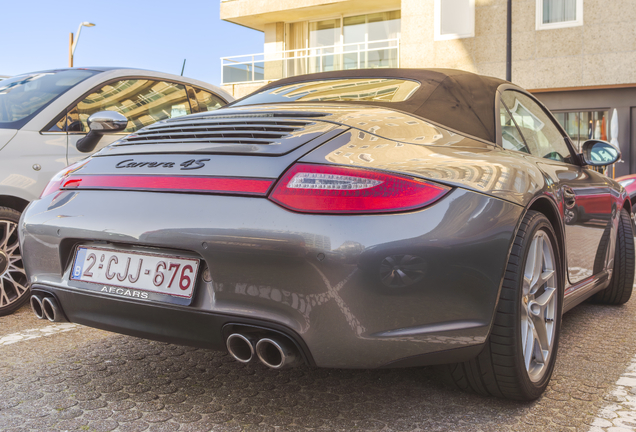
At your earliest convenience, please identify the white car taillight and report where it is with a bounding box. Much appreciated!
[39,160,91,198]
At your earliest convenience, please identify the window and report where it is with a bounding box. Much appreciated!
[0,70,98,129]
[66,80,192,133]
[501,91,573,163]
[500,105,530,154]
[552,110,609,152]
[190,88,225,113]
[47,112,67,132]
[536,0,583,30]
[435,0,475,41]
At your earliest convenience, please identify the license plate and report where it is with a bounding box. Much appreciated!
[71,246,200,299]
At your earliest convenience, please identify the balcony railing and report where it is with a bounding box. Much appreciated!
[221,38,400,85]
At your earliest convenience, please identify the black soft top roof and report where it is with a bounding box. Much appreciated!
[247,68,511,143]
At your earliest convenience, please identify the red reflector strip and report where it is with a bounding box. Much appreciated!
[61,175,274,196]
[269,163,451,214]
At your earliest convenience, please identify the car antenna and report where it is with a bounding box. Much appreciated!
[180,59,186,76]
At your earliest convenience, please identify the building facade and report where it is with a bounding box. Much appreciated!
[220,0,636,176]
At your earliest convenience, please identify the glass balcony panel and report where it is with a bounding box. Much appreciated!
[221,39,399,84]
[367,49,397,68]
[222,62,264,84]
[343,52,361,70]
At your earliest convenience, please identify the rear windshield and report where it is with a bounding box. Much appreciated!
[233,78,420,107]
[0,70,98,129]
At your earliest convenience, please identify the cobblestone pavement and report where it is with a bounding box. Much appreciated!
[588,355,636,431]
[1,292,636,432]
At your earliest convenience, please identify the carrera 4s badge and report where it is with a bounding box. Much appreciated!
[115,158,210,170]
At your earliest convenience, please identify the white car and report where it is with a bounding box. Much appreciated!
[0,67,232,315]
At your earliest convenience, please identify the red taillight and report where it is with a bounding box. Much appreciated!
[268,163,450,214]
[60,175,273,196]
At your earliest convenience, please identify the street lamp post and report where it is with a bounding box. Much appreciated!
[68,22,96,67]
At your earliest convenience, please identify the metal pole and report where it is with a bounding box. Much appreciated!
[71,23,95,66]
[506,0,512,81]
[73,23,83,56]
[69,33,74,67]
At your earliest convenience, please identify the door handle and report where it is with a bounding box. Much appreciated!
[563,186,576,209]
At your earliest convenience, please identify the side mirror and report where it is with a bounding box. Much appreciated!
[581,139,621,167]
[76,111,128,153]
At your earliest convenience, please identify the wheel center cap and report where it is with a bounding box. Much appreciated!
[0,251,8,275]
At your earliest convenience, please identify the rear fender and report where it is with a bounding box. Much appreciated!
[482,193,565,343]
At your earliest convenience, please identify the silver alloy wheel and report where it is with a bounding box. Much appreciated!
[0,220,28,308]
[521,229,558,383]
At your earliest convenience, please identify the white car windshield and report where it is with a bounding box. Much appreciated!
[0,69,98,129]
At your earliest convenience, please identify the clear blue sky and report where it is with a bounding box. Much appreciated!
[0,0,263,86]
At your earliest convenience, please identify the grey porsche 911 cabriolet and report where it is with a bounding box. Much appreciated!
[18,69,633,400]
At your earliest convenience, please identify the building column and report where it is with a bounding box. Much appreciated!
[264,22,285,81]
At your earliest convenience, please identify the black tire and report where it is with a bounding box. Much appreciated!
[592,208,634,305]
[448,211,563,400]
[0,207,30,316]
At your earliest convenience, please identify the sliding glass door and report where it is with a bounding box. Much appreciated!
[309,19,341,73]
[285,10,401,77]
[344,11,401,69]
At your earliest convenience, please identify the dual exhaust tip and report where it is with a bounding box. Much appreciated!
[32,295,294,367]
[30,294,67,323]
[226,333,299,369]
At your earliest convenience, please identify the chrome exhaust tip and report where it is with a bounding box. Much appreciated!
[255,338,298,369]
[30,295,44,319]
[41,297,67,323]
[226,333,255,363]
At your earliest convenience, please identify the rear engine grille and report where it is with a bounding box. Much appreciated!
[120,119,315,146]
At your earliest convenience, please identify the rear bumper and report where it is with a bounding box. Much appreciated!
[20,188,523,368]
[30,284,317,365]
[31,284,486,368]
